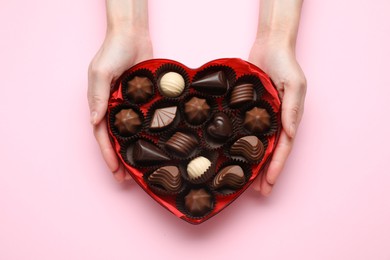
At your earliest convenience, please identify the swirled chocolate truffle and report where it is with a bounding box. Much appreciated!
[187,156,211,180]
[114,108,142,135]
[184,188,213,217]
[230,83,254,107]
[150,106,177,129]
[212,165,245,190]
[159,72,185,97]
[165,132,199,157]
[192,71,228,95]
[230,136,264,162]
[244,107,271,133]
[148,166,182,193]
[184,97,210,124]
[206,112,233,141]
[126,76,153,103]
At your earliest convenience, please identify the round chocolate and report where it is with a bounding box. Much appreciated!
[126,76,153,103]
[159,72,185,97]
[244,107,271,133]
[184,188,213,217]
[184,97,210,124]
[187,156,211,180]
[114,108,142,135]
[230,136,264,162]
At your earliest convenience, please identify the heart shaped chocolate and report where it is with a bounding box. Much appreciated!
[107,58,281,224]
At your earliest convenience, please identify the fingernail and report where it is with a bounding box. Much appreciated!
[289,123,296,138]
[90,111,98,125]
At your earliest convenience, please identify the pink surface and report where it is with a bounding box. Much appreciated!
[0,0,389,259]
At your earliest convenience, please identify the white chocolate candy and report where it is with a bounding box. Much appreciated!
[187,156,211,180]
[159,72,185,97]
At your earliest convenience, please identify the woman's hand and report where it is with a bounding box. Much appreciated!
[249,39,306,196]
[88,30,152,182]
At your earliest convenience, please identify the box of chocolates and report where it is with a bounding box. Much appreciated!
[107,58,281,224]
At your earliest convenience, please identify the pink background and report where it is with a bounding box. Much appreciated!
[1,0,389,259]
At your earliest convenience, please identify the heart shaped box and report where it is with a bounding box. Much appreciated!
[107,58,281,224]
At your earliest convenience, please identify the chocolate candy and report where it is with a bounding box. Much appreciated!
[212,165,245,190]
[126,76,153,103]
[131,140,170,164]
[165,132,198,157]
[230,136,264,162]
[114,108,141,135]
[192,71,228,95]
[184,97,210,124]
[244,107,271,133]
[184,188,212,217]
[230,83,254,107]
[148,166,182,193]
[206,112,233,141]
[159,72,185,97]
[187,156,211,180]
[150,106,177,129]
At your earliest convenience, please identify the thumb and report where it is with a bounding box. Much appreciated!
[281,82,305,138]
[88,68,111,126]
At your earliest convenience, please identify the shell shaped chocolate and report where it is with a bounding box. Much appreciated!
[212,165,245,190]
[148,166,182,193]
[230,136,264,162]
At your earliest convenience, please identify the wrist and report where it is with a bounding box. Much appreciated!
[255,28,296,53]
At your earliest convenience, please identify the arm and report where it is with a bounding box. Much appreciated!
[249,0,306,196]
[88,0,153,182]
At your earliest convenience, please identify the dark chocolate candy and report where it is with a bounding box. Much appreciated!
[165,132,198,157]
[191,71,228,95]
[126,76,153,103]
[206,112,233,141]
[148,166,182,193]
[150,106,177,129]
[184,188,212,217]
[131,140,170,164]
[244,107,271,133]
[230,136,264,162]
[230,83,254,107]
[212,165,245,190]
[184,97,210,124]
[114,108,141,135]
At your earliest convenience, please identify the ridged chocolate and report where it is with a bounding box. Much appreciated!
[150,106,177,129]
[212,165,245,190]
[230,83,254,107]
[126,76,153,103]
[191,71,228,95]
[148,166,182,193]
[159,72,185,97]
[187,156,211,180]
[114,108,142,135]
[206,112,233,141]
[184,188,212,217]
[184,97,210,124]
[165,132,199,157]
[230,136,264,162]
[244,107,271,133]
[131,140,170,164]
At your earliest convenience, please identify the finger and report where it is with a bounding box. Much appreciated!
[281,81,305,138]
[265,130,293,185]
[88,65,111,126]
[260,171,273,197]
[93,120,119,173]
[252,174,261,192]
[113,163,126,183]
[124,171,133,181]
